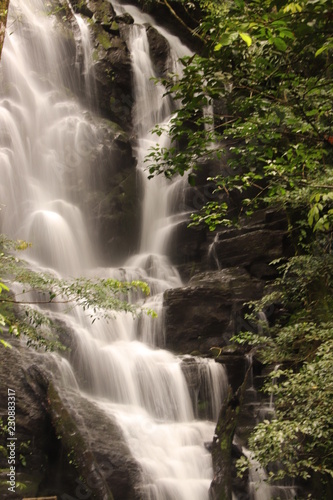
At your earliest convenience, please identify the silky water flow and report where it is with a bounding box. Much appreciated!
[0,1,229,499]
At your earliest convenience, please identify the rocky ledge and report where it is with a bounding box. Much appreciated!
[163,268,264,355]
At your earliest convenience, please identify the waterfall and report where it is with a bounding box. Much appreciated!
[243,448,297,500]
[0,1,228,499]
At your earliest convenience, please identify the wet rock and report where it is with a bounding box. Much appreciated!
[90,22,134,130]
[48,384,142,500]
[0,336,142,500]
[123,0,203,52]
[209,385,248,500]
[163,268,264,354]
[115,12,135,25]
[0,338,72,500]
[63,117,140,263]
[75,0,116,25]
[62,1,134,130]
[167,221,207,279]
[146,25,171,76]
[207,209,290,278]
[211,228,286,269]
[180,356,224,420]
[215,354,248,393]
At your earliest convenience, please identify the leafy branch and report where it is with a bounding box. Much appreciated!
[0,235,151,349]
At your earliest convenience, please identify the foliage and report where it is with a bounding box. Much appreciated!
[0,235,151,350]
[145,0,333,492]
[231,254,333,487]
[146,0,333,238]
[235,331,333,484]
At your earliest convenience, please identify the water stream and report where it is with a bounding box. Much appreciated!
[0,1,228,498]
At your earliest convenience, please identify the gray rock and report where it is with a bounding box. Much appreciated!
[47,384,142,500]
[163,268,264,354]
[115,13,135,25]
[90,22,134,130]
[211,228,286,270]
[0,343,49,499]
[0,337,142,500]
[146,25,171,77]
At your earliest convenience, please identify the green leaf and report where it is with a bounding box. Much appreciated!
[188,173,197,186]
[239,32,252,47]
[0,281,9,293]
[272,37,287,51]
[315,46,327,57]
[215,32,239,49]
[283,3,302,13]
[0,339,12,349]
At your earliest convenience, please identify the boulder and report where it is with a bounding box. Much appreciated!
[0,337,142,500]
[146,25,171,77]
[73,0,116,26]
[167,221,207,279]
[47,384,142,500]
[205,208,290,278]
[115,13,135,25]
[121,0,203,52]
[163,268,264,354]
[0,342,50,499]
[210,228,286,271]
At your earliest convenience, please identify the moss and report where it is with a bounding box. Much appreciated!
[0,469,42,496]
[47,383,86,457]
[92,49,100,62]
[220,437,228,451]
[210,346,222,357]
[102,15,111,26]
[110,21,119,32]
[97,31,112,50]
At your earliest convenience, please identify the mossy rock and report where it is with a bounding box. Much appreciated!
[110,21,119,33]
[47,384,142,500]
[97,30,113,50]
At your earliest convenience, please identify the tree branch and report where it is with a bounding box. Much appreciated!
[162,0,202,41]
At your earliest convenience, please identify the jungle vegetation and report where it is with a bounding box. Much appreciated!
[145,0,333,495]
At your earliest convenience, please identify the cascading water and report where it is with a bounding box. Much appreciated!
[0,1,228,499]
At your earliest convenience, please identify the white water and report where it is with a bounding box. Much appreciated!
[0,1,227,499]
[243,447,297,500]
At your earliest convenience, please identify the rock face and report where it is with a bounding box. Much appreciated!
[164,268,264,354]
[47,0,142,263]
[0,338,142,500]
[208,209,290,279]
[121,0,203,53]
[48,384,142,500]
[166,206,289,281]
[146,25,171,77]
[0,343,52,499]
[71,0,134,131]
[161,205,290,498]
[67,118,141,264]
